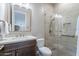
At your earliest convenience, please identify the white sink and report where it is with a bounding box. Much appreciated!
[0,36,37,45]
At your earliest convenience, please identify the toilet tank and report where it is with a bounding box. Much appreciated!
[36,38,44,48]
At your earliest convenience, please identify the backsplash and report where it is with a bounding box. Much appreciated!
[5,32,32,37]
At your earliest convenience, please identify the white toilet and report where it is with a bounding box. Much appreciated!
[36,38,52,56]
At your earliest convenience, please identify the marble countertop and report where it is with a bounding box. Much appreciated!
[0,36,37,45]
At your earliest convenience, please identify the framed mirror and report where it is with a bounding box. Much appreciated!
[8,4,31,32]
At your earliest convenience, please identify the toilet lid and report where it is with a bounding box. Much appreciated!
[39,47,52,56]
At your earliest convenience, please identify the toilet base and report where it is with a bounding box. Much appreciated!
[36,47,52,56]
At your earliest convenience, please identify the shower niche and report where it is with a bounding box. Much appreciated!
[62,16,74,36]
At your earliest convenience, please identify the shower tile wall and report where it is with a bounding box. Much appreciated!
[42,4,55,49]
[56,36,77,56]
[51,3,78,56]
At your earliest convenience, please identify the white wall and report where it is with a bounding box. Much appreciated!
[30,3,45,38]
[0,4,5,20]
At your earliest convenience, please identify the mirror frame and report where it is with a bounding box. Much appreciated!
[5,4,32,32]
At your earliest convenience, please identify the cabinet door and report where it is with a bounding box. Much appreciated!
[16,45,36,56]
[16,40,36,56]
[0,51,15,56]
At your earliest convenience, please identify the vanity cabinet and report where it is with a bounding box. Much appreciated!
[0,51,16,56]
[0,40,36,56]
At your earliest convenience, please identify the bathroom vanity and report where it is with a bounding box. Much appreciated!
[0,36,37,56]
[0,4,36,56]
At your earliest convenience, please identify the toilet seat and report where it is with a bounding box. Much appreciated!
[39,47,52,56]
